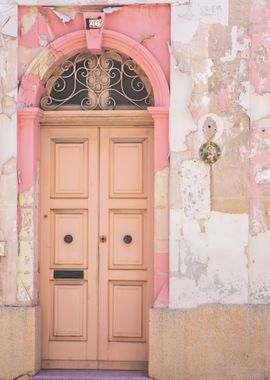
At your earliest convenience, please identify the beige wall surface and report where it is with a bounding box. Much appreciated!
[150,305,270,380]
[0,306,41,380]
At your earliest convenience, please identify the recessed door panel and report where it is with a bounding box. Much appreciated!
[110,211,144,268]
[109,281,146,342]
[51,210,87,268]
[51,282,87,340]
[51,140,88,198]
[110,139,148,198]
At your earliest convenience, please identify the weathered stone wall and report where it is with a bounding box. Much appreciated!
[149,306,270,380]
[0,306,40,380]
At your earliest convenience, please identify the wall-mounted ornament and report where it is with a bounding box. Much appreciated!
[199,141,221,164]
[199,116,221,164]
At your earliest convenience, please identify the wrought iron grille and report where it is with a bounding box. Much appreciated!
[40,51,154,110]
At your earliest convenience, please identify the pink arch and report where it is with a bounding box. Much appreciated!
[19,29,169,108]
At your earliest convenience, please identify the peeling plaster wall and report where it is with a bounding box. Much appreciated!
[167,0,270,311]
[249,0,270,305]
[169,0,251,308]
[0,158,18,305]
[0,1,18,307]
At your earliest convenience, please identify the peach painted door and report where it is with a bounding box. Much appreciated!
[40,127,99,369]
[40,124,153,369]
[99,128,153,366]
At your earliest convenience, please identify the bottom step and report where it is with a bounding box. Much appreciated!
[30,370,153,380]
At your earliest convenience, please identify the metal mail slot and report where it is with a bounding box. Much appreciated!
[54,270,84,279]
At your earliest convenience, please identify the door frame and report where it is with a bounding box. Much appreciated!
[39,113,154,369]
[17,27,170,370]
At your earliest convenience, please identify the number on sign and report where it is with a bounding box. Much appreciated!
[86,18,102,29]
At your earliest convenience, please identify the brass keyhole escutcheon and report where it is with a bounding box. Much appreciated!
[100,235,107,243]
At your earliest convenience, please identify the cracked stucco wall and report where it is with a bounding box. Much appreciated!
[169,0,251,308]
[249,0,270,305]
[0,2,18,306]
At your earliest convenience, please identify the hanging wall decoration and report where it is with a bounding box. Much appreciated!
[199,116,221,164]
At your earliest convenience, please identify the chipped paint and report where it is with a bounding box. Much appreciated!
[180,160,210,219]
[170,210,248,308]
[168,0,252,310]
[169,69,197,152]
[155,167,169,307]
[172,0,228,45]
[0,241,6,257]
[0,157,18,305]
[249,230,270,304]
[51,9,74,23]
[220,25,250,63]
[17,186,35,304]
[103,6,122,14]
[255,167,270,184]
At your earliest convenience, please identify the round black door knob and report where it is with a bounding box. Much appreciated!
[64,234,73,244]
[123,235,132,244]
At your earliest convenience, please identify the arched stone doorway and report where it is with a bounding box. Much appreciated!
[18,28,169,370]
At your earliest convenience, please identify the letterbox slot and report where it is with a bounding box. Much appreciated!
[54,270,84,279]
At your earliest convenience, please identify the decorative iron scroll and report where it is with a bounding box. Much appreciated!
[40,51,154,110]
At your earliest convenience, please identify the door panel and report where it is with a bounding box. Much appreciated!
[40,128,98,363]
[51,210,88,268]
[109,281,146,341]
[51,282,87,339]
[110,138,148,198]
[40,124,153,369]
[99,128,153,363]
[109,211,144,268]
[50,139,88,198]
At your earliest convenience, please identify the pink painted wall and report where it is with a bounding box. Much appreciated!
[18,5,170,82]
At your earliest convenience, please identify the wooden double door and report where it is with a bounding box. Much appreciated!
[40,121,153,369]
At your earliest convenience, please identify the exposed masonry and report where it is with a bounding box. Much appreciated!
[0,0,270,308]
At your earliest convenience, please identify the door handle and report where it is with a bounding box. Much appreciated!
[100,235,107,243]
[64,234,73,244]
[123,235,132,244]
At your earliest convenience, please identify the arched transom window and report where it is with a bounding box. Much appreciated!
[40,51,154,110]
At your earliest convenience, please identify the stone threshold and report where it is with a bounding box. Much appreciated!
[30,370,152,380]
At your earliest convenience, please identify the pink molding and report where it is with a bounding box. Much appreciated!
[148,106,169,172]
[17,107,44,193]
[18,29,169,108]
